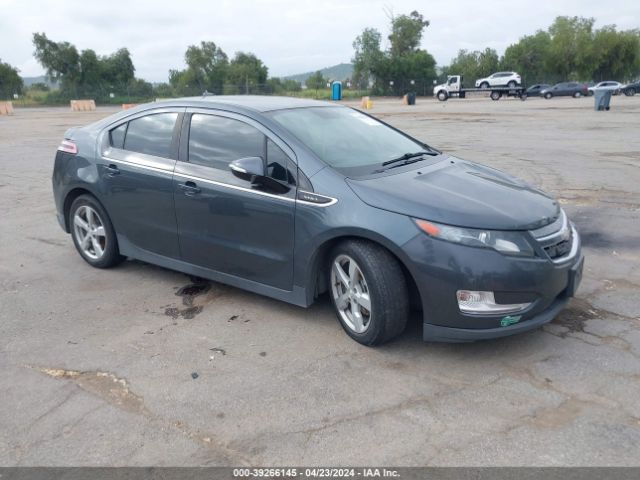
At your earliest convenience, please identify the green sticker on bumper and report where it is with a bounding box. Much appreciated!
[500,315,522,327]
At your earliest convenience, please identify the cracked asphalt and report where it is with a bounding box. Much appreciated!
[1,96,639,466]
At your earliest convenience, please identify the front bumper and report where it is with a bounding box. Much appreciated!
[423,293,570,342]
[401,227,583,342]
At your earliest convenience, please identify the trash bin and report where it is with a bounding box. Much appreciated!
[407,92,416,105]
[594,89,612,111]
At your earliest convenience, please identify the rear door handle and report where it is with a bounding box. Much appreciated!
[178,181,201,196]
[106,164,120,176]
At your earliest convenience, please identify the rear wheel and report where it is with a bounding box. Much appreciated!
[490,91,501,101]
[507,80,517,88]
[544,92,553,99]
[573,91,582,98]
[70,195,124,268]
[328,240,408,346]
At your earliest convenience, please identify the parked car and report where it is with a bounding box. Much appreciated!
[52,96,583,346]
[475,72,522,89]
[623,81,639,96]
[525,84,551,97]
[541,82,589,99]
[588,81,624,96]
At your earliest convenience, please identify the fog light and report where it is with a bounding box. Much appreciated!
[456,290,531,314]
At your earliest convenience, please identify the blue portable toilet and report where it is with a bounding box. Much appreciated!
[331,81,342,101]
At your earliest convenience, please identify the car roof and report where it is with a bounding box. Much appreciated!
[155,95,338,113]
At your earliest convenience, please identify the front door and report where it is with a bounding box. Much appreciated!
[173,110,297,290]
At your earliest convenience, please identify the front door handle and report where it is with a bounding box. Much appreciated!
[106,164,120,176]
[178,181,201,196]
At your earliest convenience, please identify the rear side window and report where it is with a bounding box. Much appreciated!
[123,113,178,158]
[188,114,264,170]
[110,123,127,149]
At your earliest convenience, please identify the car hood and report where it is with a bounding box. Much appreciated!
[346,157,559,230]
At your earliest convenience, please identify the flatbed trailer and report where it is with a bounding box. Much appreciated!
[434,75,527,101]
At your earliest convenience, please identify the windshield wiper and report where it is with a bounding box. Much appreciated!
[382,150,438,167]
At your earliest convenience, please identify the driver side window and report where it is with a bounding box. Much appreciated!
[187,113,296,187]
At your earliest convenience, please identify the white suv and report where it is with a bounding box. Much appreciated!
[475,72,521,88]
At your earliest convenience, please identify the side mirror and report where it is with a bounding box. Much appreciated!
[229,156,265,184]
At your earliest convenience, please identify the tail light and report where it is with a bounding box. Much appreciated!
[57,139,78,154]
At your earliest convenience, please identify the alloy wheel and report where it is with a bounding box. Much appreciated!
[73,205,107,260]
[330,254,372,334]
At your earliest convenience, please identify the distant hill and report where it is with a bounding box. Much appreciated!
[284,63,353,83]
[22,76,58,89]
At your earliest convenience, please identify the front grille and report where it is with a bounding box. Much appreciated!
[544,234,573,259]
[530,210,574,261]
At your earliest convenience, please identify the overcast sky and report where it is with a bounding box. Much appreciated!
[1,0,638,82]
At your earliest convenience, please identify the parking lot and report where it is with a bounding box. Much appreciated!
[1,95,639,466]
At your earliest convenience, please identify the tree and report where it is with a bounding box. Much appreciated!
[226,52,268,93]
[33,32,80,89]
[32,33,140,99]
[305,71,327,90]
[0,59,23,99]
[388,10,430,57]
[352,10,436,95]
[547,16,595,80]
[446,48,499,86]
[184,41,228,93]
[352,28,383,89]
[101,48,135,86]
[502,31,552,84]
[591,27,640,81]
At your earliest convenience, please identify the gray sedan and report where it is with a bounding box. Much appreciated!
[52,96,583,345]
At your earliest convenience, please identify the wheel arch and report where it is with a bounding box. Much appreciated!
[304,233,423,312]
[62,186,102,233]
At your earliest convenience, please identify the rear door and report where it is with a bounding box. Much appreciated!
[173,109,297,290]
[100,108,183,258]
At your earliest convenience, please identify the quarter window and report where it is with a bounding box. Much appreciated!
[188,114,264,170]
[266,139,295,185]
[109,123,127,149]
[123,113,178,158]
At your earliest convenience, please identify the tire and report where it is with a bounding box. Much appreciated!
[520,92,528,101]
[573,91,581,98]
[624,88,635,96]
[437,90,448,101]
[544,92,552,99]
[490,91,501,101]
[328,240,409,346]
[507,80,517,88]
[479,82,489,89]
[69,194,124,268]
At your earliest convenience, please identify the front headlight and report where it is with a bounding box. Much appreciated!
[414,219,535,257]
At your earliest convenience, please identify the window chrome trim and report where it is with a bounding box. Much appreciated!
[174,172,295,203]
[102,155,173,175]
[102,155,338,207]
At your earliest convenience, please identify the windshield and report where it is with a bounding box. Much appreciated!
[267,106,430,176]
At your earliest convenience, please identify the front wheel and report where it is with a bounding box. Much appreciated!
[328,240,409,346]
[544,92,552,99]
[479,82,489,89]
[437,90,448,101]
[70,194,124,268]
[573,91,582,98]
[624,88,635,96]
